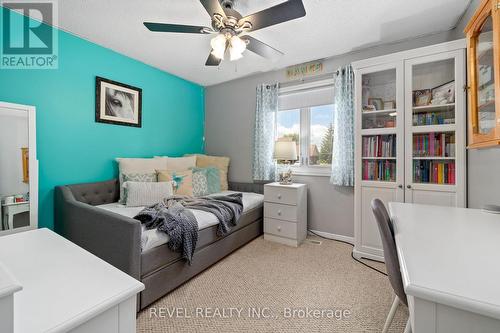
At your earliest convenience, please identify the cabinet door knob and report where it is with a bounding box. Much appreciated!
[277,194,282,199]
[277,210,282,216]
[277,226,281,232]
[398,184,403,189]
[407,185,412,189]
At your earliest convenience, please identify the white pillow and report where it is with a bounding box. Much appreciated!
[154,156,196,171]
[116,157,168,203]
[123,181,173,207]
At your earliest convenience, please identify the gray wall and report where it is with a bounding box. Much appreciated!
[454,0,500,209]
[205,1,488,237]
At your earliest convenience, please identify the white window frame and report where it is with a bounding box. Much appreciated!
[277,78,335,177]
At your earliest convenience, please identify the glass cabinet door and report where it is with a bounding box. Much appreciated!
[465,0,500,148]
[359,67,401,183]
[404,48,466,207]
[474,16,496,135]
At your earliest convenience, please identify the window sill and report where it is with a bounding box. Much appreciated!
[291,167,331,177]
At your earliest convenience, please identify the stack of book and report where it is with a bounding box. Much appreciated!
[413,160,455,184]
[413,132,455,157]
[362,135,396,158]
[362,160,396,182]
[412,113,454,126]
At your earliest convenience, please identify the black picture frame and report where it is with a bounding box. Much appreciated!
[95,76,142,128]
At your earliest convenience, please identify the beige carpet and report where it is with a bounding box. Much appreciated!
[137,236,408,333]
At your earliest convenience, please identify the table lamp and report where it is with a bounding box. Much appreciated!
[274,141,298,185]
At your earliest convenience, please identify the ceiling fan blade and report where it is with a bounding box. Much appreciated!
[199,0,227,18]
[243,36,284,60]
[238,0,306,33]
[205,52,222,66]
[144,22,211,34]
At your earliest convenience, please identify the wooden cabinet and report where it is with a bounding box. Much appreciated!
[352,40,467,261]
[465,0,500,148]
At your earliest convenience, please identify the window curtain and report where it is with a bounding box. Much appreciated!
[330,65,355,186]
[253,83,279,181]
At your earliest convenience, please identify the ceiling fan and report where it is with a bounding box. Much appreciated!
[143,0,306,66]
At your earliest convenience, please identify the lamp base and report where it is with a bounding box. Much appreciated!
[277,161,293,185]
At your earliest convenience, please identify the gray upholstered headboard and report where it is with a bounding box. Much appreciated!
[65,179,120,206]
[62,179,263,206]
[228,182,265,194]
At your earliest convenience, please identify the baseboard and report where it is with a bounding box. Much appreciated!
[308,230,354,245]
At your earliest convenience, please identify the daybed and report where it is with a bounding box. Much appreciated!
[54,179,264,311]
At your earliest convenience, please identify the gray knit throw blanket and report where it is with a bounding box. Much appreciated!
[135,193,243,264]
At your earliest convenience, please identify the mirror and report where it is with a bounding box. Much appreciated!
[0,102,38,235]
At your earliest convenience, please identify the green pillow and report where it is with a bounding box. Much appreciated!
[192,167,221,194]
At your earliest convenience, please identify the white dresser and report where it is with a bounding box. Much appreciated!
[263,182,307,247]
[0,228,144,333]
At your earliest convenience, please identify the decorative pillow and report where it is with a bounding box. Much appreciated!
[192,167,221,194]
[187,154,230,191]
[154,156,196,171]
[192,171,209,197]
[116,157,167,203]
[123,181,173,207]
[122,172,157,204]
[157,170,194,196]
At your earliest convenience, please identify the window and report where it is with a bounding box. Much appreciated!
[277,78,335,176]
[276,104,334,175]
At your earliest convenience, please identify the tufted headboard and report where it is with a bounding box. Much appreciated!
[66,179,120,206]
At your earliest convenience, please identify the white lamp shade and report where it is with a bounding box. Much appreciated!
[210,34,227,60]
[274,141,298,161]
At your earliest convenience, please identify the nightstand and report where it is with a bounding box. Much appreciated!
[263,182,307,247]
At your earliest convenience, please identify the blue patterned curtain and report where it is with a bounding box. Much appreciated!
[253,83,279,181]
[330,66,355,186]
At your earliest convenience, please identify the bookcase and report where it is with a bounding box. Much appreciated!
[352,40,467,261]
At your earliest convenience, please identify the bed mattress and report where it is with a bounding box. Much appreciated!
[96,191,263,252]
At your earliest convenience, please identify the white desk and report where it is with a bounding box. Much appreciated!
[2,202,30,230]
[389,203,500,333]
[0,228,144,333]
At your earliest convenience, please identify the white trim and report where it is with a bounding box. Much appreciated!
[308,229,354,245]
[0,101,38,235]
[352,39,466,70]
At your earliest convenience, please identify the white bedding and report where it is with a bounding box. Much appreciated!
[96,191,263,252]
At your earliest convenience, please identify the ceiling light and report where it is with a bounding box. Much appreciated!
[229,35,246,61]
[210,34,227,60]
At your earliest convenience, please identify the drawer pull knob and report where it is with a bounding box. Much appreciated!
[277,226,281,232]
[277,210,282,216]
[277,194,282,199]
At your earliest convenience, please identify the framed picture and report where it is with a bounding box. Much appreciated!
[383,100,396,110]
[431,81,455,105]
[95,76,142,127]
[368,98,383,111]
[21,147,29,183]
[413,89,432,107]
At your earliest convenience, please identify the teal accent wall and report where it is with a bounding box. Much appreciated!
[0,8,205,229]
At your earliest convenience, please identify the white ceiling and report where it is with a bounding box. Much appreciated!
[50,0,470,86]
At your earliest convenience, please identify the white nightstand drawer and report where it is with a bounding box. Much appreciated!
[264,202,297,222]
[264,218,297,239]
[264,186,297,205]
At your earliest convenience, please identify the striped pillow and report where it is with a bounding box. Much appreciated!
[123,181,173,207]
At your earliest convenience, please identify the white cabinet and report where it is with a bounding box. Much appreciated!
[264,183,307,247]
[353,40,467,261]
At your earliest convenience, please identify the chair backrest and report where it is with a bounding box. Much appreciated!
[371,198,407,306]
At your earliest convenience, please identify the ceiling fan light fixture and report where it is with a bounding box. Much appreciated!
[210,33,228,59]
[229,35,246,61]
